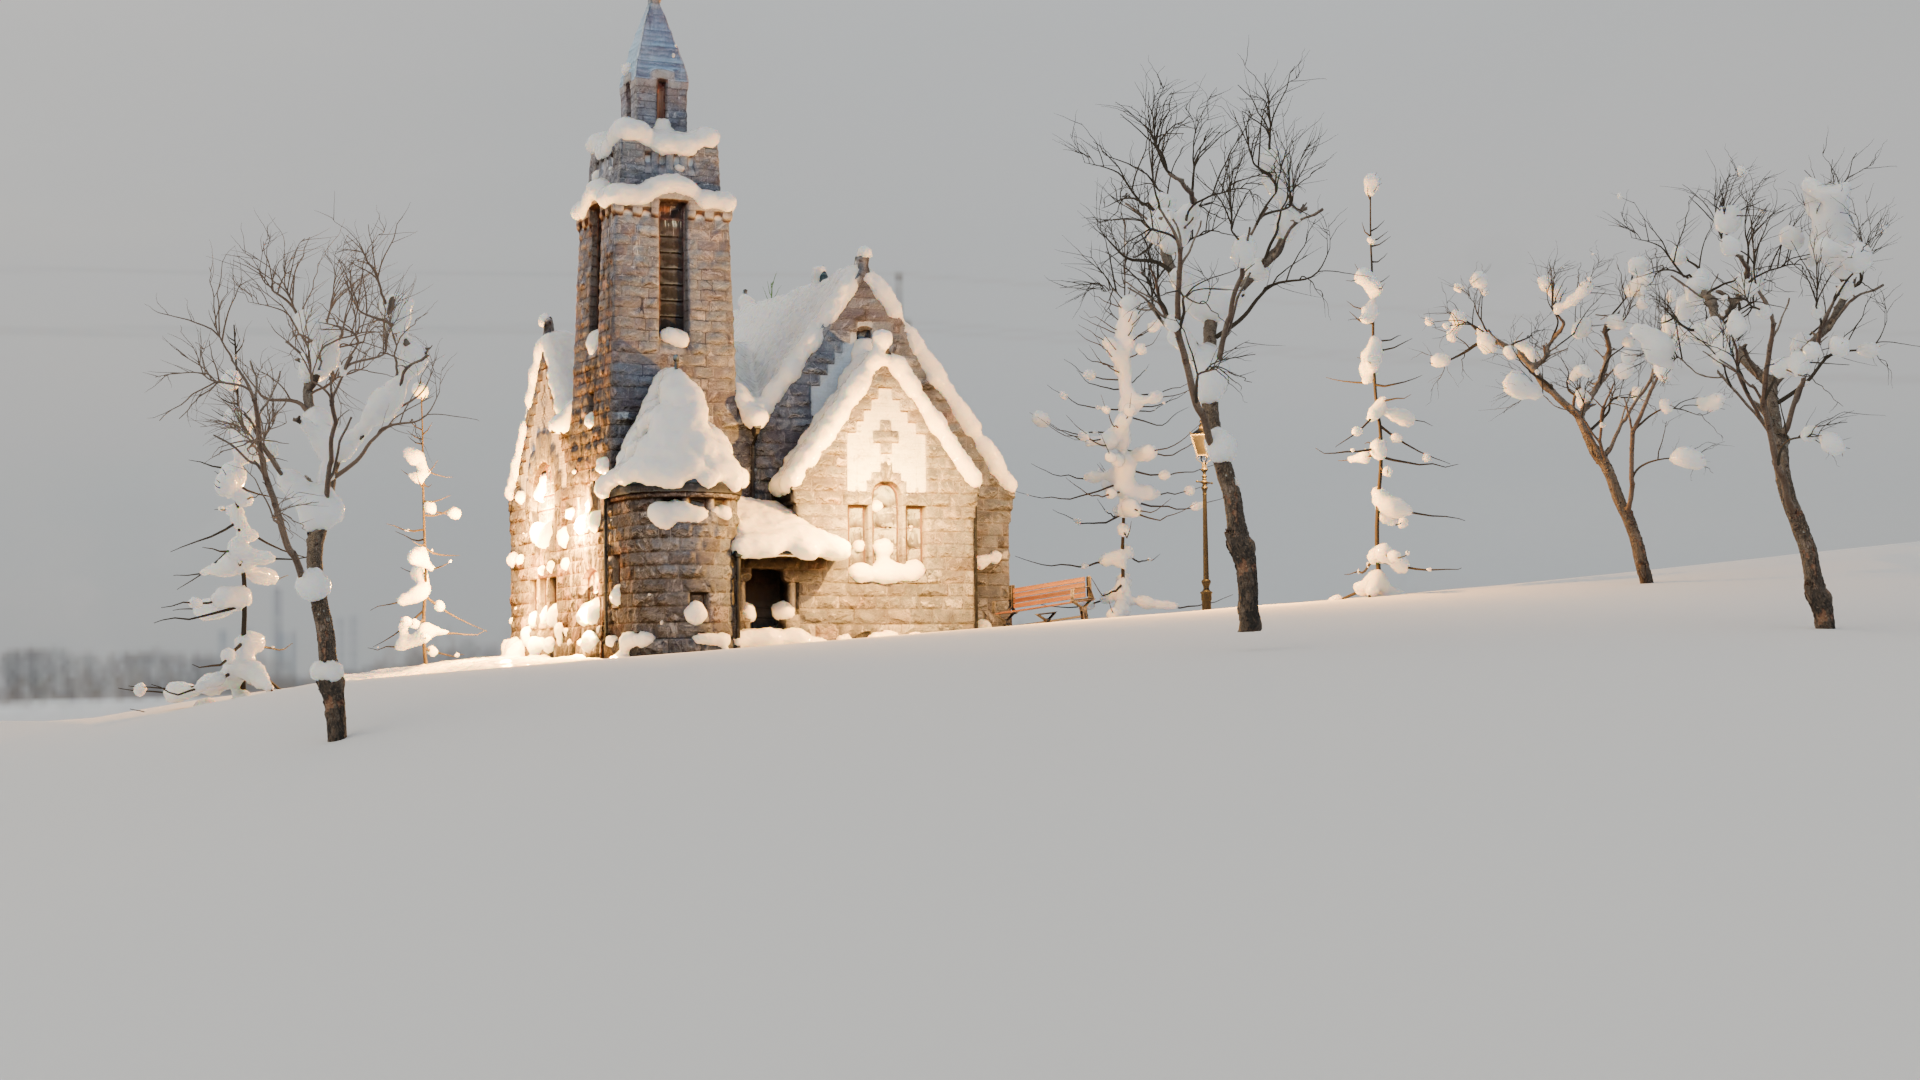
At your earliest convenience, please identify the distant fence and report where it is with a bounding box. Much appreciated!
[1,650,201,700]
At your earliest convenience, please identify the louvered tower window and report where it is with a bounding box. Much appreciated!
[656,79,669,122]
[658,201,687,331]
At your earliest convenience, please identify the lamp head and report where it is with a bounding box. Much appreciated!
[1189,430,1208,460]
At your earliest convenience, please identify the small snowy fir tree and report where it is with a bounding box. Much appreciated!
[1327,174,1454,598]
[1063,65,1334,632]
[1032,297,1187,615]
[139,453,283,705]
[1438,254,1717,584]
[379,432,480,663]
[1615,156,1892,628]
[159,220,441,741]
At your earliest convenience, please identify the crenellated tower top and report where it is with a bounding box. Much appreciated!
[622,0,689,131]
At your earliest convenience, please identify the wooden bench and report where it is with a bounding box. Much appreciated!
[994,576,1095,625]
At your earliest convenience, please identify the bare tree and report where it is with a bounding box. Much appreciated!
[1064,64,1334,632]
[158,219,441,740]
[1438,258,1716,584]
[1616,156,1892,627]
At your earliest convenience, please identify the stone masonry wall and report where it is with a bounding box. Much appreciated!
[596,144,720,190]
[604,492,738,652]
[626,76,688,131]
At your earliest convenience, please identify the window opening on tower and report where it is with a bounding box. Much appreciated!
[656,79,668,122]
[658,201,688,331]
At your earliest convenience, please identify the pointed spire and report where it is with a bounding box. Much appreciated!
[626,1,688,85]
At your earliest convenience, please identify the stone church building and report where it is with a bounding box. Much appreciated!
[503,0,1015,655]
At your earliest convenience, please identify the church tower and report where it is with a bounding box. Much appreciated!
[573,0,745,652]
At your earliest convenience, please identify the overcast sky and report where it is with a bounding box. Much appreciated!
[4,1,1914,660]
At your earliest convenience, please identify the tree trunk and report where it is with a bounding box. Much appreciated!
[1572,420,1654,584]
[1198,402,1260,632]
[1766,430,1836,629]
[306,529,349,740]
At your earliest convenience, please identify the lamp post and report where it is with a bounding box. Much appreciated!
[1189,429,1212,610]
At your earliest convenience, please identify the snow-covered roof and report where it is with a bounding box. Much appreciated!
[571,175,736,223]
[737,264,1016,493]
[626,0,687,82]
[592,367,749,497]
[732,266,861,428]
[504,328,570,500]
[768,331,982,497]
[732,497,853,562]
[586,116,720,160]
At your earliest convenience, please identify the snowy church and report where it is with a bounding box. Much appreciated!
[504,0,1016,655]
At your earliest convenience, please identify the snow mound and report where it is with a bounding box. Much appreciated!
[594,368,749,497]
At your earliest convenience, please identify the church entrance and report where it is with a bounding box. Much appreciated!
[744,566,786,628]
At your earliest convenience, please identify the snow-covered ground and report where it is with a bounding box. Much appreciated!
[0,696,130,722]
[2,543,1913,1079]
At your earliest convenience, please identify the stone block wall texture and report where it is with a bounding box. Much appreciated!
[604,492,739,652]
[782,369,981,638]
[625,77,689,132]
[596,144,721,190]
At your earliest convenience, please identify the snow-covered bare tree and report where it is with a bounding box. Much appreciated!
[1031,297,1188,615]
[378,431,479,664]
[1615,156,1891,627]
[1437,257,1717,584]
[1327,173,1454,598]
[159,219,441,741]
[1064,64,1333,632]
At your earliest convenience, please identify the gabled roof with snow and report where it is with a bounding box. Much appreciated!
[504,328,571,500]
[768,330,982,497]
[626,0,687,82]
[738,264,1018,494]
[732,266,861,428]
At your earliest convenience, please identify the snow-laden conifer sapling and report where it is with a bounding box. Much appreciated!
[1325,173,1456,597]
[377,430,481,663]
[1064,64,1334,631]
[139,453,283,705]
[1031,297,1187,615]
[1614,155,1892,628]
[158,220,441,741]
[1437,255,1717,584]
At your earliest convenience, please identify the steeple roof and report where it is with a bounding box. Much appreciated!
[626,0,688,82]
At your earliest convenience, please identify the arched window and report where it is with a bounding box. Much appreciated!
[658,201,688,331]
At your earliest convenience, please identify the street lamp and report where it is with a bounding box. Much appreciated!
[1189,429,1212,610]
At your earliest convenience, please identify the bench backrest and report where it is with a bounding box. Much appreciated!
[1010,576,1094,611]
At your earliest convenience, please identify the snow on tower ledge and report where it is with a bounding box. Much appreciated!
[593,367,749,497]
[586,117,720,159]
[571,175,737,222]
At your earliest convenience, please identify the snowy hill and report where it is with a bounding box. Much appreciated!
[3,543,1914,1079]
